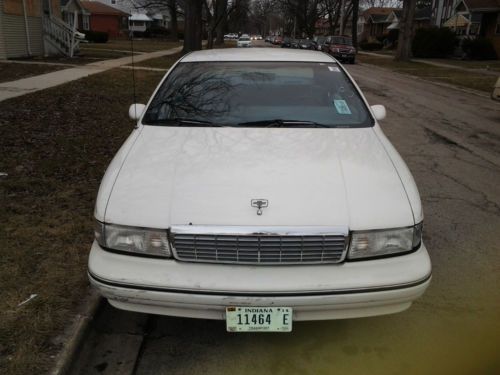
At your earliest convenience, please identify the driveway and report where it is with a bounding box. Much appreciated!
[69,55,500,375]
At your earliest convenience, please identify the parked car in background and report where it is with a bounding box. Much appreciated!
[298,39,317,50]
[237,35,252,48]
[314,36,326,51]
[265,35,272,42]
[272,36,283,45]
[281,37,295,48]
[257,35,263,40]
[89,48,431,332]
[322,36,357,64]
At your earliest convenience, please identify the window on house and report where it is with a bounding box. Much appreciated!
[469,22,480,35]
[83,15,90,30]
[112,0,117,4]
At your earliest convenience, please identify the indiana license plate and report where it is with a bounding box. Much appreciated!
[226,307,292,332]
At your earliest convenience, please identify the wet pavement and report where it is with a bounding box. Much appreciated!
[69,43,500,375]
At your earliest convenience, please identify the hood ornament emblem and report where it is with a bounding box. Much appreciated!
[251,199,268,216]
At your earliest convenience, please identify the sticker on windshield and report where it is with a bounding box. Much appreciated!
[334,99,352,114]
[328,66,340,72]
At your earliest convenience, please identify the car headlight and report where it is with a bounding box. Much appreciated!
[348,223,423,260]
[94,221,171,257]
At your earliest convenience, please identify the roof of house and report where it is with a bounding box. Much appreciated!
[462,0,500,10]
[129,13,153,21]
[361,7,401,23]
[81,1,129,16]
[443,14,470,27]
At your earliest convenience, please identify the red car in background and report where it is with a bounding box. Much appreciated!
[272,36,283,45]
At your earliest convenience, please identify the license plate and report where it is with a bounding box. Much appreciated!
[226,306,292,332]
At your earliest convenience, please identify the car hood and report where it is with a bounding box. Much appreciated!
[104,126,414,230]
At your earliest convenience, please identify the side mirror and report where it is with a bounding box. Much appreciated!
[371,104,386,121]
[129,103,146,121]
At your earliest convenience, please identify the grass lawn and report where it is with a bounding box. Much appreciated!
[357,54,497,93]
[13,49,137,66]
[132,51,184,69]
[424,58,500,72]
[0,63,67,83]
[0,67,168,375]
[83,39,181,53]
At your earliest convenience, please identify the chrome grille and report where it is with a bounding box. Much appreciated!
[170,227,348,265]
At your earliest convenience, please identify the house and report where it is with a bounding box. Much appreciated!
[80,1,129,37]
[96,0,173,33]
[358,7,399,42]
[445,0,500,55]
[386,7,432,33]
[431,0,457,27]
[0,0,83,59]
[358,7,432,43]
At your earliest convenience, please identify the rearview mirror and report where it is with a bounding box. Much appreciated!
[370,104,386,121]
[129,103,146,121]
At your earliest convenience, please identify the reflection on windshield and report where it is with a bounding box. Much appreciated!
[143,62,372,128]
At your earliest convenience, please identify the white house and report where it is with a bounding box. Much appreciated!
[96,0,172,32]
[0,0,84,59]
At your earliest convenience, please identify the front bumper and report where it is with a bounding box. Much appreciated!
[331,52,356,61]
[88,241,431,320]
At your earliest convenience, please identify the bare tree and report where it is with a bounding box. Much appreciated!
[205,0,235,48]
[395,0,416,60]
[351,0,359,47]
[183,0,203,52]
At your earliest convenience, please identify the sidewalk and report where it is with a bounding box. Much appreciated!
[359,51,500,77]
[0,46,182,102]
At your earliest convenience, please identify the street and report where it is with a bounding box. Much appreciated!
[69,45,500,375]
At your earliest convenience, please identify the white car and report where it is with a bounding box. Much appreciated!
[89,49,431,332]
[237,36,251,47]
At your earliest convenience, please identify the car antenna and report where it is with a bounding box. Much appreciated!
[130,28,138,121]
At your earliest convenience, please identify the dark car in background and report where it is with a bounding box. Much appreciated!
[281,37,295,48]
[322,36,357,64]
[298,39,317,50]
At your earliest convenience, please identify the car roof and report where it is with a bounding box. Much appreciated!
[181,48,335,63]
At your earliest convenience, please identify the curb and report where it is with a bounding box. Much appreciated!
[51,290,103,375]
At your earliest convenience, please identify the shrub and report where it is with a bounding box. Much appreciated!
[462,37,498,60]
[143,26,170,38]
[412,27,456,57]
[359,41,383,51]
[84,30,109,43]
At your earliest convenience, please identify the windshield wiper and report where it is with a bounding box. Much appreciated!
[146,118,224,127]
[238,119,330,128]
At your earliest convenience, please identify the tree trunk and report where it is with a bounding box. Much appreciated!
[183,0,203,53]
[351,0,358,48]
[215,0,227,45]
[395,0,417,61]
[168,0,178,42]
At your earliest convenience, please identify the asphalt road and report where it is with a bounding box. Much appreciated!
[69,43,500,375]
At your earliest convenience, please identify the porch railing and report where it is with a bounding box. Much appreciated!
[42,15,82,57]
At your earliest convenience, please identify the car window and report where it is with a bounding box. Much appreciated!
[143,62,373,128]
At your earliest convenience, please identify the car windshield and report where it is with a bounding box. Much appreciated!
[239,37,250,41]
[143,62,373,128]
